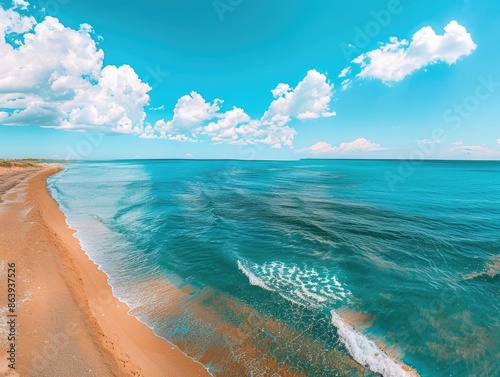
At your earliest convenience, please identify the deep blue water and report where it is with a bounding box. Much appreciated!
[48,160,500,377]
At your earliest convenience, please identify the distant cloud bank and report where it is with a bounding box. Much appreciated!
[300,138,385,155]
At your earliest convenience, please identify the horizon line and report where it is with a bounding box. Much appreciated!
[3,158,500,163]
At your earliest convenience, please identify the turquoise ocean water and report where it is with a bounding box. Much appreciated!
[47,160,499,377]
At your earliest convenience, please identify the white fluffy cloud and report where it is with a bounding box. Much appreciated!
[351,21,476,83]
[152,91,222,139]
[0,4,336,149]
[301,141,337,154]
[0,6,35,35]
[301,138,385,154]
[497,139,500,145]
[0,6,151,134]
[338,67,351,78]
[151,69,335,148]
[271,83,291,97]
[263,70,336,121]
[203,107,250,144]
[12,0,29,10]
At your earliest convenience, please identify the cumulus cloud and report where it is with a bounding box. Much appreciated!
[497,139,500,145]
[0,6,35,35]
[0,4,336,149]
[271,83,291,97]
[300,141,337,154]
[351,21,476,83]
[263,70,336,121]
[300,138,385,155]
[0,6,151,134]
[12,0,29,10]
[153,91,222,139]
[203,107,251,144]
[338,66,351,78]
[151,70,335,148]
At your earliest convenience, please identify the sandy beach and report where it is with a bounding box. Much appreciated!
[0,165,210,377]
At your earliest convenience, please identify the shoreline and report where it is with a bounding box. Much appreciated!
[0,166,210,376]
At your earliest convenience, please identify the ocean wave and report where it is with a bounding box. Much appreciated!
[237,260,349,308]
[46,160,500,376]
[331,311,417,377]
[238,259,417,376]
[237,260,273,292]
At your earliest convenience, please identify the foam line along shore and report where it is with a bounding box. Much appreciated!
[0,165,210,377]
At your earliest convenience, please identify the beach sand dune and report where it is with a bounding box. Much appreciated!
[0,166,210,377]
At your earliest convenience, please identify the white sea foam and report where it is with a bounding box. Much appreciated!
[238,260,412,376]
[237,260,274,292]
[237,260,349,307]
[331,311,411,377]
[300,286,328,303]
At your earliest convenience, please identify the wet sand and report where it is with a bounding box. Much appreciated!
[0,165,210,377]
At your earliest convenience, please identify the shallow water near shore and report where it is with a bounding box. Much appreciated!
[48,160,500,376]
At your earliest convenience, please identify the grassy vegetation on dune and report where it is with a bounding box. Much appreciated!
[0,159,40,168]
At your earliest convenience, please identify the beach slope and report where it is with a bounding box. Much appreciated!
[0,166,210,377]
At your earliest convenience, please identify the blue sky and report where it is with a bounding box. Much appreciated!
[0,0,499,160]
